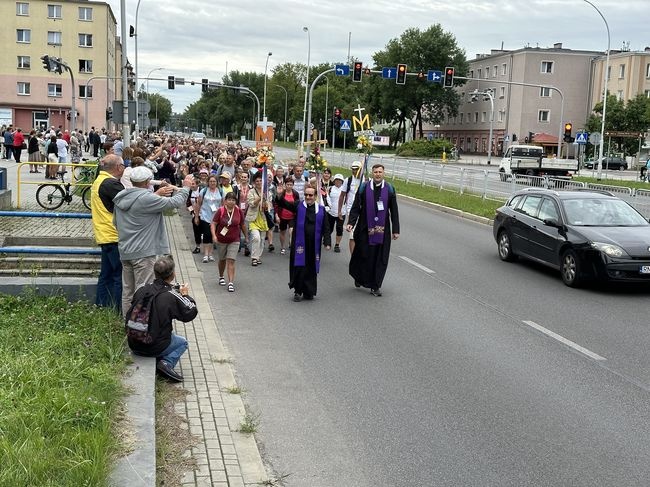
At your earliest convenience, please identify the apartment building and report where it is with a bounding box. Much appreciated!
[591,48,650,104]
[432,44,602,157]
[0,0,118,133]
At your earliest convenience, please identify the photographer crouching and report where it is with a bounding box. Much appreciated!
[125,255,198,382]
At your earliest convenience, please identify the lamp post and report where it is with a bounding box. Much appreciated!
[263,52,272,120]
[583,0,610,180]
[272,84,288,142]
[133,0,144,143]
[301,26,310,155]
[323,76,329,142]
[143,67,163,132]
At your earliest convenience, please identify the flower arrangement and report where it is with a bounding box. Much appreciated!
[256,146,276,166]
[356,135,373,154]
[305,145,328,172]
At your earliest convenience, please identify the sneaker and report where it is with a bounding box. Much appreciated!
[202,256,209,263]
[268,244,275,252]
[334,244,340,253]
[227,282,235,292]
[208,255,215,262]
[192,247,200,254]
[156,360,184,382]
[280,248,286,255]
[370,288,382,297]
[293,293,303,302]
[219,277,226,286]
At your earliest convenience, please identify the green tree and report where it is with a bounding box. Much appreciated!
[587,94,650,155]
[144,92,172,130]
[365,25,469,147]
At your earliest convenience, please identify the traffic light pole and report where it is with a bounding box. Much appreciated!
[306,67,336,153]
[455,76,564,158]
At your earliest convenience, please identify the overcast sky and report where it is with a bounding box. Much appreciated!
[105,0,648,113]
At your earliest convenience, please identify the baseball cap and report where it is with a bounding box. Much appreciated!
[130,166,154,183]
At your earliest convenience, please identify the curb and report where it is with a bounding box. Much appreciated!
[398,194,494,227]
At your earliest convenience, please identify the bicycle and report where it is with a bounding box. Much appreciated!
[36,170,91,210]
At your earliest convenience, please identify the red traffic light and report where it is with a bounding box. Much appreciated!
[396,63,407,85]
[443,66,455,87]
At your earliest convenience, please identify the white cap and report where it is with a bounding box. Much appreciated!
[333,173,345,182]
[351,161,361,168]
[130,166,154,182]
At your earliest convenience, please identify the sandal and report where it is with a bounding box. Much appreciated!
[251,259,258,266]
[227,282,235,292]
[219,277,226,286]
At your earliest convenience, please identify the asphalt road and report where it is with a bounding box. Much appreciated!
[188,194,650,486]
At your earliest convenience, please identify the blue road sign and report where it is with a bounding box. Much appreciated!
[427,70,442,83]
[382,67,397,79]
[335,65,350,76]
[575,132,588,144]
[340,119,351,131]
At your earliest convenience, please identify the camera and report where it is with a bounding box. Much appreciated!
[173,283,181,291]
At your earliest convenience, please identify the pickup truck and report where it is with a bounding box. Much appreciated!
[499,145,578,179]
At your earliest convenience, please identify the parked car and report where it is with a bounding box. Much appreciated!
[493,188,650,287]
[584,157,628,170]
[191,132,206,143]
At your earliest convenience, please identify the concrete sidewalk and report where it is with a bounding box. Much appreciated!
[165,213,268,486]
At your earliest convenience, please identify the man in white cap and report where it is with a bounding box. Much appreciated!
[338,160,364,253]
[113,165,191,315]
[326,173,346,252]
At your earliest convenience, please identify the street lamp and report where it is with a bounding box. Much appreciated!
[144,67,164,131]
[133,0,143,142]
[263,52,272,120]
[323,76,329,142]
[583,0,610,180]
[301,26,310,155]
[272,84,288,142]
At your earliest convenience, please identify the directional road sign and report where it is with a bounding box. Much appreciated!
[575,132,588,144]
[427,70,442,83]
[382,67,397,79]
[339,119,351,131]
[335,65,350,76]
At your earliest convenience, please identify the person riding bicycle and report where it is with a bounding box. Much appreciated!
[642,157,650,181]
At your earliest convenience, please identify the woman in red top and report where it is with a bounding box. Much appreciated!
[274,176,299,255]
[12,128,25,164]
[210,192,248,292]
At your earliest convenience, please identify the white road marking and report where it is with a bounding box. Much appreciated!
[523,320,606,361]
[398,256,435,274]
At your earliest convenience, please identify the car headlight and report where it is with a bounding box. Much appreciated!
[590,241,629,258]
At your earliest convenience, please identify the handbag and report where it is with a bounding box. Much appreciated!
[265,210,275,229]
[21,142,27,150]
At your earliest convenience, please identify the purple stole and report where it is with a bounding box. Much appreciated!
[365,181,389,246]
[294,202,325,272]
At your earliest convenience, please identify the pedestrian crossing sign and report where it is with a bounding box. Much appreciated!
[575,132,588,144]
[340,119,351,131]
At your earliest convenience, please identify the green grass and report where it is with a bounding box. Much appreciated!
[237,412,260,434]
[574,175,649,191]
[0,292,127,487]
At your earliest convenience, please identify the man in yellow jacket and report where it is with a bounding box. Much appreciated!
[91,154,125,311]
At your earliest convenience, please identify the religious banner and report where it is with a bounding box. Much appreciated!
[256,119,275,149]
[352,103,374,137]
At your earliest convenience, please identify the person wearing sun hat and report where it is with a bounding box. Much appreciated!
[326,173,346,252]
[338,160,364,253]
[113,165,191,316]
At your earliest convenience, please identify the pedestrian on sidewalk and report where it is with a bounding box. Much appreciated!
[12,128,25,164]
[125,255,198,382]
[210,192,248,292]
[90,154,125,311]
[113,166,190,315]
[27,130,41,173]
[275,184,330,301]
[246,171,269,266]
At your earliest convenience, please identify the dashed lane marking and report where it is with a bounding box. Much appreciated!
[523,320,607,361]
[398,256,435,274]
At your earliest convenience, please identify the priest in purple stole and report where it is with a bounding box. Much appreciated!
[276,185,331,301]
[347,164,400,296]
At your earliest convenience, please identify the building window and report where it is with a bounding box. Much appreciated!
[47,4,62,19]
[467,113,471,123]
[79,85,93,98]
[78,7,92,21]
[498,110,505,122]
[477,68,482,79]
[541,61,554,73]
[17,82,30,95]
[469,70,474,78]
[79,59,93,73]
[617,90,624,100]
[16,29,31,43]
[646,63,650,79]
[16,2,29,15]
[619,64,625,79]
[79,33,93,47]
[48,83,63,97]
[538,110,550,122]
[499,86,505,99]
[501,63,507,76]
[474,112,479,123]
[607,66,611,80]
[485,67,490,78]
[493,65,497,78]
[481,111,487,122]
[47,31,62,45]
[645,90,650,98]
[17,55,30,69]
[540,87,551,97]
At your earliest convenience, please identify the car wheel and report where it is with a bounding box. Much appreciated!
[497,230,516,262]
[560,249,583,287]
[620,164,627,171]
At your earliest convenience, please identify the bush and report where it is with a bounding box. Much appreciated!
[396,138,453,158]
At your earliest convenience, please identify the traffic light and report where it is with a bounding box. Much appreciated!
[529,131,534,143]
[396,64,407,85]
[564,122,572,142]
[202,78,208,93]
[129,25,135,37]
[444,67,455,88]
[41,55,51,71]
[53,57,63,74]
[333,107,341,128]
[106,108,112,120]
[168,76,175,90]
[352,62,363,82]
[417,71,425,81]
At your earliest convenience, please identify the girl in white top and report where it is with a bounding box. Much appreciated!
[197,175,223,263]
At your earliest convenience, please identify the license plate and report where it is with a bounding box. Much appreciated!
[640,266,650,274]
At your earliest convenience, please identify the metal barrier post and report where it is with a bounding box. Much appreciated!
[420,161,426,186]
[405,159,411,184]
[483,170,489,200]
[459,168,465,195]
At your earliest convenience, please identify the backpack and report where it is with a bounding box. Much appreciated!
[125,286,166,345]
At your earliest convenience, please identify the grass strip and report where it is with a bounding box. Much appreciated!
[0,291,126,487]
